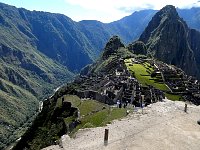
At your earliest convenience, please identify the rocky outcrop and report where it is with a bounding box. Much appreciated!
[102,36,125,59]
[139,5,200,78]
[127,41,147,55]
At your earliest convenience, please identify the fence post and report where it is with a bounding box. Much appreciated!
[141,95,144,114]
[184,103,187,113]
[104,129,109,146]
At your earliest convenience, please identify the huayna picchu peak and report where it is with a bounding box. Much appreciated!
[139,5,200,78]
[158,5,178,18]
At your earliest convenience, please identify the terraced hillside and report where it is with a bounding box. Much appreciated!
[124,58,183,101]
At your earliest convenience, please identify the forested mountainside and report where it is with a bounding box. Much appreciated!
[0,3,74,149]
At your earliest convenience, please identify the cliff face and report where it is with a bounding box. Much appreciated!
[139,5,200,78]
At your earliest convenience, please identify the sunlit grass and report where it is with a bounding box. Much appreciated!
[63,95,128,136]
[125,58,182,101]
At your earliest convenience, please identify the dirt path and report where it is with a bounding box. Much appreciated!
[43,99,200,150]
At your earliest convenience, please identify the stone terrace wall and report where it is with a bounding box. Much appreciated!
[75,90,114,105]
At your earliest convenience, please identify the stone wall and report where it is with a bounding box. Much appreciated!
[75,90,114,105]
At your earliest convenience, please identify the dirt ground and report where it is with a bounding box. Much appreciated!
[43,99,200,150]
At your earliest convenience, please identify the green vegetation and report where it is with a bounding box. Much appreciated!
[94,47,134,73]
[125,59,168,91]
[72,107,127,137]
[13,94,128,150]
[63,95,127,136]
[125,58,182,101]
[0,54,74,149]
[165,93,183,101]
[62,95,107,116]
[0,21,74,148]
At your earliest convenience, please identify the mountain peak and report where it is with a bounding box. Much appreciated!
[139,5,182,44]
[160,5,177,13]
[102,36,125,59]
[159,5,178,18]
[139,4,200,77]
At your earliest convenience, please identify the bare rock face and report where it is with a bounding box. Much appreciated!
[139,5,200,78]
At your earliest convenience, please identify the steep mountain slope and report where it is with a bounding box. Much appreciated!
[0,3,95,72]
[78,7,200,53]
[2,3,200,73]
[0,51,74,148]
[0,41,73,149]
[0,3,74,149]
[139,5,200,78]
[80,36,134,76]
[107,9,157,43]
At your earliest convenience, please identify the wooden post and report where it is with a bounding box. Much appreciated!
[184,103,187,113]
[104,129,109,146]
[141,95,144,114]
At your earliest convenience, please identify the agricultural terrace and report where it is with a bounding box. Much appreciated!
[124,58,182,101]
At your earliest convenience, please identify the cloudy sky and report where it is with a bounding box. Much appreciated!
[0,0,200,22]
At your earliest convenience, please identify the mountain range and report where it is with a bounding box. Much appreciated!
[1,2,200,149]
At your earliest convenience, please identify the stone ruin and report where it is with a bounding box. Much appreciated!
[60,55,200,111]
[72,58,165,108]
[150,59,200,105]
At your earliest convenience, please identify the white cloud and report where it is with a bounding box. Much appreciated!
[64,0,200,22]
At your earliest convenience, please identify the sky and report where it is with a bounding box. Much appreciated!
[0,0,200,23]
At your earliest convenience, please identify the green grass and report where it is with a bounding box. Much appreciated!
[71,107,127,137]
[63,95,128,136]
[64,116,76,126]
[63,95,106,116]
[63,95,81,107]
[103,108,127,125]
[125,61,168,91]
[56,98,63,108]
[125,59,182,101]
[82,108,126,127]
[165,93,183,101]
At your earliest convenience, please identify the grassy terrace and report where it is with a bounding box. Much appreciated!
[125,58,182,101]
[58,95,128,136]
